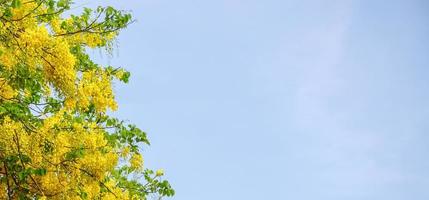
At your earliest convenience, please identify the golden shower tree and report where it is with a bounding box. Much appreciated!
[0,0,174,199]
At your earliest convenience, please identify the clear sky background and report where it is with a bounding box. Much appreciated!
[87,0,429,199]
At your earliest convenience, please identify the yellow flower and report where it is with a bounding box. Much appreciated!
[130,153,144,170]
[156,169,164,176]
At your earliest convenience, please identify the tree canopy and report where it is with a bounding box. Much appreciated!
[0,0,174,199]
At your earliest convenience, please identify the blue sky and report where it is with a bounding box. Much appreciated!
[88,0,429,199]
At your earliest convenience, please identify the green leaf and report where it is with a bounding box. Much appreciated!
[11,0,22,8]
[33,168,47,176]
[3,8,12,18]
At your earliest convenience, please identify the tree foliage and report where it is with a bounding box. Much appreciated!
[0,0,174,199]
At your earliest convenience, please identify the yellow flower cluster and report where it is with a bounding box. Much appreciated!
[19,26,77,95]
[0,47,17,71]
[130,153,144,170]
[64,69,118,112]
[0,78,17,99]
[0,112,130,199]
[0,3,117,100]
